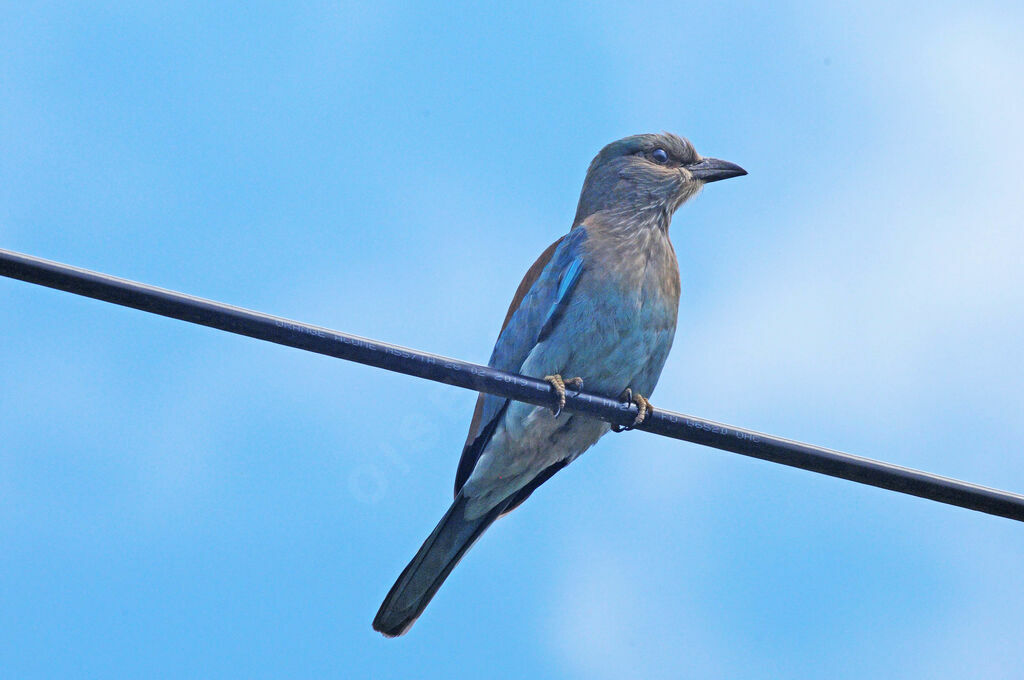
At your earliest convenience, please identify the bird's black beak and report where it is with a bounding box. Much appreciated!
[686,158,747,183]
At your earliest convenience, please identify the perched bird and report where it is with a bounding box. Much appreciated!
[373,132,746,636]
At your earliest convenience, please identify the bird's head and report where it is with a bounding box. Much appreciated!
[573,132,746,228]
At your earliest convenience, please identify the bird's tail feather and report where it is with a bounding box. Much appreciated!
[373,492,506,637]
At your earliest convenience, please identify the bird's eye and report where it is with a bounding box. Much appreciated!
[651,148,669,164]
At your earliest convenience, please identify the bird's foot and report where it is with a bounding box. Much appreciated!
[611,388,652,432]
[543,374,584,417]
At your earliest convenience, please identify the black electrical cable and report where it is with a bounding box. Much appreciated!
[3,247,1022,522]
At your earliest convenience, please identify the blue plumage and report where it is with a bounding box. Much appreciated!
[539,253,584,342]
[373,133,746,636]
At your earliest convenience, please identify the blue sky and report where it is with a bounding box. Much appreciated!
[2,1,1023,677]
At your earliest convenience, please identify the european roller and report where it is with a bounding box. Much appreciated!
[374,133,746,636]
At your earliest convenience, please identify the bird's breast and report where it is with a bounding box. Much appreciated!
[582,225,680,319]
[546,226,680,393]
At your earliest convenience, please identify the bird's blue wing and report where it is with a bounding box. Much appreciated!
[454,227,589,495]
[538,255,584,342]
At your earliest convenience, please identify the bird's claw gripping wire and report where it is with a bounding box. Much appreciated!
[611,388,652,432]
[543,374,584,417]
